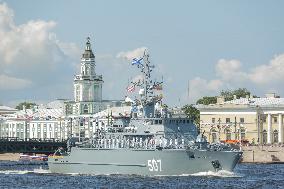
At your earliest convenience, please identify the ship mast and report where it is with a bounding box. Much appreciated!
[131,50,162,117]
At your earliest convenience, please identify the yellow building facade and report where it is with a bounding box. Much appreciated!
[197,94,284,145]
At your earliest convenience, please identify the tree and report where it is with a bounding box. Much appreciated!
[220,88,251,101]
[196,88,256,105]
[182,104,200,133]
[15,102,37,110]
[196,96,217,105]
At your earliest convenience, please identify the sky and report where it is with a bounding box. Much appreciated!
[1,0,284,107]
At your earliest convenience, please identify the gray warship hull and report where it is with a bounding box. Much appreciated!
[48,148,242,175]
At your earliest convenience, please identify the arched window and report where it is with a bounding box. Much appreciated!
[273,130,278,143]
[86,67,89,75]
[240,128,246,140]
[211,128,218,143]
[263,130,267,144]
[83,104,88,114]
[225,129,231,140]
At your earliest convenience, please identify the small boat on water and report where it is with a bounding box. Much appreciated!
[19,154,48,165]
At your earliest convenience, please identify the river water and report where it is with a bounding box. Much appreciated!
[0,161,283,189]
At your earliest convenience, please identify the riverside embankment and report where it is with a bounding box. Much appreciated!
[0,153,19,161]
[241,146,284,163]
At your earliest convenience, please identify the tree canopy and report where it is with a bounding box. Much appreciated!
[15,102,37,110]
[220,88,252,101]
[181,104,200,133]
[196,96,217,105]
[196,88,256,105]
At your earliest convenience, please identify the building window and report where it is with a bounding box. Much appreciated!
[263,130,267,144]
[212,118,215,123]
[83,104,88,114]
[76,85,80,102]
[225,129,231,140]
[226,118,230,123]
[240,128,246,140]
[273,130,278,143]
[211,129,218,143]
[240,118,244,123]
[274,117,277,123]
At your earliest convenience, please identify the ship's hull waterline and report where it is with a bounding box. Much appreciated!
[48,148,242,175]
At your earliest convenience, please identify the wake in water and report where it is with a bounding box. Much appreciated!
[190,170,243,178]
[0,168,50,175]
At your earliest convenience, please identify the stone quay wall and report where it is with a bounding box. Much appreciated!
[241,146,284,163]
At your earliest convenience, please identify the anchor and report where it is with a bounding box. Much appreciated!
[211,160,222,171]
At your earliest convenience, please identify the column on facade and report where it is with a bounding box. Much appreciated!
[267,113,272,144]
[279,113,283,143]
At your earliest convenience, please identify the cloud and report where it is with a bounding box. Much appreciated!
[0,2,80,99]
[187,53,284,103]
[0,74,32,90]
[116,47,147,61]
[249,54,284,85]
[215,59,248,82]
[188,77,223,103]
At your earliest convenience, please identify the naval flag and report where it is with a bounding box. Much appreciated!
[131,57,143,66]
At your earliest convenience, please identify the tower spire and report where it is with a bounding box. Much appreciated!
[82,37,95,58]
[86,37,91,50]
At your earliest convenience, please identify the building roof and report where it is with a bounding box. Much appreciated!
[82,37,95,59]
[93,106,131,118]
[225,97,284,107]
[16,108,64,119]
[0,105,17,111]
[39,99,66,109]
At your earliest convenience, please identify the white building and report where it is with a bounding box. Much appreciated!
[0,100,68,140]
[0,38,125,140]
[0,105,17,116]
[65,38,122,116]
[198,93,284,144]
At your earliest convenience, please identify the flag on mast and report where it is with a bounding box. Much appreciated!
[127,85,135,93]
[153,83,163,90]
[131,57,143,66]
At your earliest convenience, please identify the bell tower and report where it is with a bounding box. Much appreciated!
[73,37,103,114]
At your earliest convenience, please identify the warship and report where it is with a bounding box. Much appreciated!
[48,50,242,175]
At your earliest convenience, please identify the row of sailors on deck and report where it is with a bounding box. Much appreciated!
[92,137,186,149]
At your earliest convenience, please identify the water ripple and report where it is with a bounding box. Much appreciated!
[0,161,283,189]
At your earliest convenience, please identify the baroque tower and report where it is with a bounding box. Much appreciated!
[73,37,103,114]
